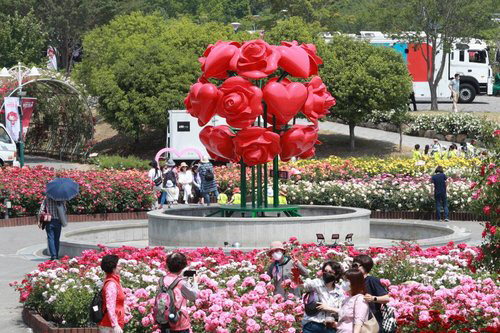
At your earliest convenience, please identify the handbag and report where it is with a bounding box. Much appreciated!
[353,295,379,333]
[381,304,397,333]
[37,199,52,230]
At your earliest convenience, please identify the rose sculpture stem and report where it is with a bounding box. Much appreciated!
[240,159,247,208]
[251,166,256,208]
[273,115,279,207]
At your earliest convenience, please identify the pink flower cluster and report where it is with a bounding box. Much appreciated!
[0,166,154,217]
[11,242,499,332]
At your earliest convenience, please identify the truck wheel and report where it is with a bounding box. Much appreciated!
[459,83,476,103]
[0,159,4,167]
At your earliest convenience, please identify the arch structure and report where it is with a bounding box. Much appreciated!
[0,69,94,160]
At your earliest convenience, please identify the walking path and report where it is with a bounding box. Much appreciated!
[0,218,485,332]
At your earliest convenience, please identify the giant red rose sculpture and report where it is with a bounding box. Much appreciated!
[185,39,335,207]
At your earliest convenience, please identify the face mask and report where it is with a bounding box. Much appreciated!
[322,272,336,284]
[342,280,351,292]
[272,251,283,261]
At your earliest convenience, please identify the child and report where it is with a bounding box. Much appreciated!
[412,144,422,160]
[162,180,177,208]
[228,188,241,205]
[279,190,288,205]
[218,191,228,204]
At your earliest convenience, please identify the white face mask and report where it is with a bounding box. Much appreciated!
[272,251,283,261]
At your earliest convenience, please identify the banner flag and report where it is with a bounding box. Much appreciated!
[4,97,20,141]
[21,98,37,139]
[47,46,58,71]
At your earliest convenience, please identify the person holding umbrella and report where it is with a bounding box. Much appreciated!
[40,178,79,260]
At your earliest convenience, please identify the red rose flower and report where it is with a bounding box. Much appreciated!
[280,125,319,162]
[199,125,239,162]
[490,226,497,235]
[303,76,335,124]
[234,127,281,166]
[263,77,307,126]
[199,41,240,79]
[236,40,280,79]
[184,81,219,126]
[278,41,322,78]
[216,76,263,128]
[483,205,491,215]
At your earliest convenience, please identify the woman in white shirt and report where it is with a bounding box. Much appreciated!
[147,160,162,209]
[178,162,194,204]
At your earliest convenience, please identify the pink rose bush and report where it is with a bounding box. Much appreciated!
[12,241,499,332]
[0,166,154,217]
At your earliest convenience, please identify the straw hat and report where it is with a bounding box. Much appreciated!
[179,162,188,168]
[200,156,210,163]
[267,241,285,256]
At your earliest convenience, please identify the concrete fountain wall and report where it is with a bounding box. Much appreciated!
[147,205,372,248]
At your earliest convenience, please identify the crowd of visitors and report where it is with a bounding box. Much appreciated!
[412,138,484,162]
[98,242,392,333]
[147,156,219,208]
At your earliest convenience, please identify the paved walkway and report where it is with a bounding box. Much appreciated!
[296,119,456,149]
[0,218,485,332]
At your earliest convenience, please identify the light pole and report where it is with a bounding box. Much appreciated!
[0,62,41,167]
[231,22,241,33]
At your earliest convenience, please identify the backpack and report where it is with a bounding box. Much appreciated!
[89,280,111,323]
[204,168,214,182]
[153,170,163,187]
[164,169,177,186]
[153,276,183,326]
[303,290,320,317]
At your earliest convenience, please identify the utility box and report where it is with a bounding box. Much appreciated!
[167,110,227,161]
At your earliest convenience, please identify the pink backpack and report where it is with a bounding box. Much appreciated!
[153,276,183,326]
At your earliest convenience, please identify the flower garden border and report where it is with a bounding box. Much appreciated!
[22,308,98,333]
[371,211,484,221]
[0,212,148,228]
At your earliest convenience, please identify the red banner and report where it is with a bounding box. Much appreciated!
[21,98,36,139]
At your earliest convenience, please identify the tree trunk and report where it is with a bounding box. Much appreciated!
[399,124,403,152]
[349,123,355,151]
[430,82,439,110]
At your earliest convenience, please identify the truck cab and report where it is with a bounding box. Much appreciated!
[0,123,18,167]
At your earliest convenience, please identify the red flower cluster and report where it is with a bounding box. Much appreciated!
[185,39,335,166]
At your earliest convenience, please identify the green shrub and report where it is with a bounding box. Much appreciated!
[91,155,150,170]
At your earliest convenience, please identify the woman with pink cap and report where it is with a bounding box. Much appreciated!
[266,240,309,297]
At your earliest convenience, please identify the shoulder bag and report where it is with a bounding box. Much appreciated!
[353,294,379,333]
[37,199,52,230]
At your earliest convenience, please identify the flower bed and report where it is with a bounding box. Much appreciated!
[12,241,499,332]
[0,167,154,217]
[284,175,474,212]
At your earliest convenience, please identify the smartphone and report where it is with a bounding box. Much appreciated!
[183,270,196,277]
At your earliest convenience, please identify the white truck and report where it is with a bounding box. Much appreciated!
[360,31,495,103]
[0,123,18,167]
[167,110,228,161]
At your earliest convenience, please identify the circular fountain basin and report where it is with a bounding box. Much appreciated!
[148,205,371,248]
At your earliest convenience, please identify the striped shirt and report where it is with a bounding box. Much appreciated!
[302,278,348,324]
[43,197,66,219]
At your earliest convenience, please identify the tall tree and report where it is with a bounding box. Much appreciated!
[372,0,496,110]
[35,0,121,74]
[0,10,47,67]
[75,13,250,141]
[319,35,412,150]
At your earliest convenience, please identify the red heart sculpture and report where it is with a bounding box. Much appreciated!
[184,82,219,126]
[263,79,307,126]
[280,125,319,162]
[277,41,311,78]
[199,125,239,162]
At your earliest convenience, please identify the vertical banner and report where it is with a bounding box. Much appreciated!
[21,98,37,139]
[47,46,58,71]
[4,97,20,141]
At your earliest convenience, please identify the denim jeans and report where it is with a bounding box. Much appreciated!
[202,190,219,206]
[435,194,449,220]
[46,218,62,259]
[302,321,337,333]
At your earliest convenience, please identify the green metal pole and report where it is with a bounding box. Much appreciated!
[257,114,262,208]
[273,115,279,207]
[240,159,246,208]
[251,166,255,208]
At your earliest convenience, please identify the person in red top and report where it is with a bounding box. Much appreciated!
[160,252,199,333]
[99,255,125,333]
